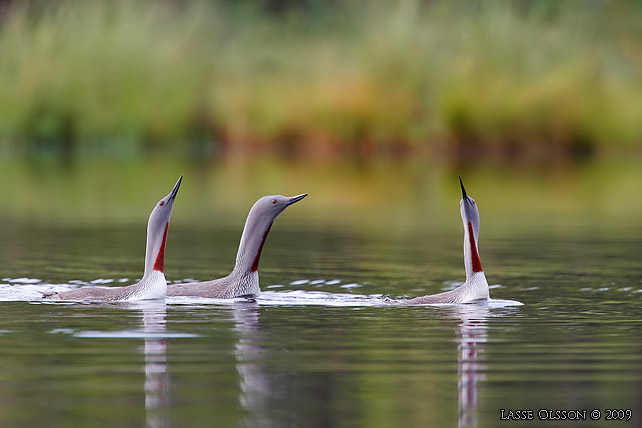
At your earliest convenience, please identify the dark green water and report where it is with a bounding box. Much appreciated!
[1,219,641,428]
[1,158,642,427]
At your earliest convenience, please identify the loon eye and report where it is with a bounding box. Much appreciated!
[271,199,277,205]
[160,201,165,206]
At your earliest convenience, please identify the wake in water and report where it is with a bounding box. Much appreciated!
[0,277,523,307]
[169,290,394,307]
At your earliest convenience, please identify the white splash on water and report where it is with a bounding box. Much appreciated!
[258,290,391,306]
[0,277,523,307]
[483,298,524,307]
[2,277,42,284]
[0,282,57,301]
[165,290,392,307]
[339,283,361,289]
[72,330,198,339]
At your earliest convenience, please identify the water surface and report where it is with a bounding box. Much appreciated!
[1,219,641,427]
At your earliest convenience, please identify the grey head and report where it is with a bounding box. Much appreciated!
[252,193,308,222]
[143,174,182,277]
[460,176,480,239]
[234,193,308,274]
[459,176,482,275]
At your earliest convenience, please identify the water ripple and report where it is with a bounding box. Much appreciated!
[0,278,522,307]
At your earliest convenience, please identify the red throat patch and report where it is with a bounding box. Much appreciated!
[467,222,483,273]
[153,222,169,273]
[251,223,272,272]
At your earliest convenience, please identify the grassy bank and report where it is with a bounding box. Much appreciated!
[2,1,642,159]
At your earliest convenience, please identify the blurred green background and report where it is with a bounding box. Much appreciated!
[2,4,642,427]
[1,0,642,232]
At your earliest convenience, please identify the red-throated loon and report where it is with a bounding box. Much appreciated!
[43,175,182,301]
[166,193,307,299]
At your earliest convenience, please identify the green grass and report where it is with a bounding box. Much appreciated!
[2,0,642,159]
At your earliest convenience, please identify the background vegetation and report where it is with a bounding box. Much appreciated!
[2,0,642,161]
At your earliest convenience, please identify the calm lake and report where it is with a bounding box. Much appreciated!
[0,158,641,427]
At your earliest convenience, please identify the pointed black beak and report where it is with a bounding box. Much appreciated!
[287,193,308,205]
[169,174,183,201]
[459,176,469,201]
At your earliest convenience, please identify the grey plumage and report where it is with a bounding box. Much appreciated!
[43,175,182,301]
[402,177,490,305]
[167,193,307,299]
[167,271,259,299]
[43,271,168,301]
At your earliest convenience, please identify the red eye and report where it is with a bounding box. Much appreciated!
[271,199,277,204]
[160,201,165,206]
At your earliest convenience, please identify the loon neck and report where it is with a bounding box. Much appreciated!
[233,211,275,276]
[144,222,169,278]
[464,221,483,280]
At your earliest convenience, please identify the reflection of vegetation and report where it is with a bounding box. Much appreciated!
[2,1,642,159]
[1,156,642,235]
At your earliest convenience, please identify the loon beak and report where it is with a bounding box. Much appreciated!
[459,176,469,201]
[287,193,308,205]
[169,174,183,201]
